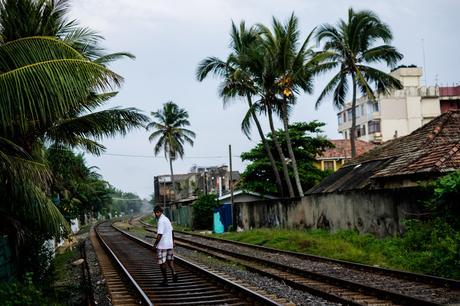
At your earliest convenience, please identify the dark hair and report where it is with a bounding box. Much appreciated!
[153,205,163,213]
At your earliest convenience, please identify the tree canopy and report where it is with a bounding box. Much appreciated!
[239,121,333,196]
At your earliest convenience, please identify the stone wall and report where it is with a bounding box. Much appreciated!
[234,188,425,237]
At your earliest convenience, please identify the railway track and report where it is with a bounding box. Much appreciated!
[94,221,287,305]
[138,219,460,306]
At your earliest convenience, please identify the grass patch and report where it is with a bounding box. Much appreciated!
[217,228,459,278]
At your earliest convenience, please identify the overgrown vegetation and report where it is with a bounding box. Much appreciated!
[0,273,55,306]
[0,233,94,306]
[192,194,220,230]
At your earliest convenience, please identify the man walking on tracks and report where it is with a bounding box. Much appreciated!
[153,205,178,286]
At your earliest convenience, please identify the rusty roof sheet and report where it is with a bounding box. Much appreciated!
[307,159,393,194]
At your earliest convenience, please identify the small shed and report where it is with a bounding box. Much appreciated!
[214,190,278,233]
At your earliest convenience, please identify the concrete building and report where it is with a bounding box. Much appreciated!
[337,66,460,143]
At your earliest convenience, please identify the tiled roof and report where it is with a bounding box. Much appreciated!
[307,110,460,194]
[318,139,375,159]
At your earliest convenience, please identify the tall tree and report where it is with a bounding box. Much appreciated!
[0,0,148,275]
[0,36,120,239]
[315,8,403,158]
[257,14,319,197]
[239,121,333,195]
[147,102,195,209]
[196,21,286,197]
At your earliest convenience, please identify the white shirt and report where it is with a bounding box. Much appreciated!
[157,214,173,249]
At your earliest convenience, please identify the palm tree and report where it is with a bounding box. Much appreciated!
[257,14,318,197]
[0,37,122,238]
[0,0,148,257]
[196,21,286,197]
[315,8,403,158]
[147,102,195,208]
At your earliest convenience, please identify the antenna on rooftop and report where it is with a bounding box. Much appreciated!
[421,38,427,86]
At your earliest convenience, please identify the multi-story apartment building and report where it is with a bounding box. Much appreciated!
[337,67,460,143]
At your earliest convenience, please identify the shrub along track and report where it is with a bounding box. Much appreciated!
[139,220,460,306]
[94,221,288,305]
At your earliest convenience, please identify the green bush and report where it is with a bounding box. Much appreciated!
[424,170,460,230]
[192,194,219,230]
[400,219,460,278]
[0,273,50,306]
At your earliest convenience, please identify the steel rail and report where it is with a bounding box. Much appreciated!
[144,221,458,290]
[138,219,457,306]
[95,222,153,306]
[113,224,284,306]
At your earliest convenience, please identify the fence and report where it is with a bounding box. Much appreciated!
[172,205,193,228]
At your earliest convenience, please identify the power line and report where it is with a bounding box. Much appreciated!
[50,146,244,159]
[100,152,243,159]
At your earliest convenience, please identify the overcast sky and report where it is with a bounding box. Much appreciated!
[69,0,460,199]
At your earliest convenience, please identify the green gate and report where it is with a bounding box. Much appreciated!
[172,206,193,228]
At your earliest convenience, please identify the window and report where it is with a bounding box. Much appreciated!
[338,113,342,125]
[361,125,366,136]
[347,109,352,120]
[323,160,335,171]
[343,112,347,122]
[368,120,381,133]
[371,102,379,112]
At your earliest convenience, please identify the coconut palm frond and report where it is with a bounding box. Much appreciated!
[0,58,123,133]
[47,108,149,142]
[94,52,136,65]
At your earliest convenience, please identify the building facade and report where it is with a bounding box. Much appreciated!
[153,165,240,205]
[337,67,460,143]
[315,139,375,171]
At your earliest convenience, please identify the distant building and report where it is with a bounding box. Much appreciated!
[153,165,240,205]
[337,66,460,143]
[310,110,460,193]
[315,139,375,171]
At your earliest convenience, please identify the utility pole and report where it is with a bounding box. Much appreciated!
[162,178,166,211]
[204,170,208,196]
[229,145,234,206]
[229,144,235,231]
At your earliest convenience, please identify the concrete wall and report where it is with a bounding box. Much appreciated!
[234,189,424,237]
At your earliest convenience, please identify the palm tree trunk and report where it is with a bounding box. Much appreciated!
[267,105,295,198]
[281,100,303,197]
[168,153,175,212]
[246,95,285,197]
[350,72,357,158]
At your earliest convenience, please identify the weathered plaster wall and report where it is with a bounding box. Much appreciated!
[234,189,424,237]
